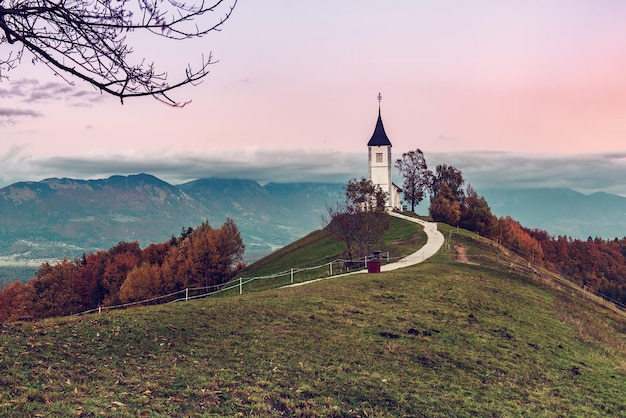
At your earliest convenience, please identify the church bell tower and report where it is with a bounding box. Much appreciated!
[367,93,393,207]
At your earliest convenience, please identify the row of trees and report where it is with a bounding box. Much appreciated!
[393,149,542,260]
[0,219,244,322]
[387,148,626,305]
[394,149,465,222]
[446,181,626,305]
[423,164,626,305]
[394,151,541,261]
[532,232,626,303]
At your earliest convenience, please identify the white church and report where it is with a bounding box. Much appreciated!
[367,94,403,211]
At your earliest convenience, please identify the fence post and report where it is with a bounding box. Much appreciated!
[98,306,101,314]
[185,288,189,301]
[291,268,294,284]
[364,256,368,268]
[329,262,333,276]
[239,277,243,295]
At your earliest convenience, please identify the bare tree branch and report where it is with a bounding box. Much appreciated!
[0,0,236,105]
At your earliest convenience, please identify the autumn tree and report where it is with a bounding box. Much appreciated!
[169,235,195,289]
[0,219,244,321]
[0,280,34,322]
[101,241,142,306]
[142,242,171,266]
[72,251,107,308]
[496,217,544,262]
[119,218,244,301]
[186,219,244,288]
[209,218,245,283]
[459,185,497,237]
[395,148,432,212]
[0,0,236,105]
[119,262,165,303]
[344,177,388,212]
[430,164,465,206]
[324,178,389,260]
[326,209,389,260]
[428,182,461,225]
[353,211,389,259]
[30,258,82,318]
[324,206,360,260]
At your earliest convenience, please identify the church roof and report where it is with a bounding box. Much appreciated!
[367,108,392,147]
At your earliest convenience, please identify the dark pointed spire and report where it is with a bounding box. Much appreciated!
[367,92,392,146]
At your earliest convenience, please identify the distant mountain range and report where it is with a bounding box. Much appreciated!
[479,188,626,239]
[1,174,625,267]
[0,174,343,263]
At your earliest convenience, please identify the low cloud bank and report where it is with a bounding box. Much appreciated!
[433,151,626,196]
[1,146,625,196]
[0,147,363,187]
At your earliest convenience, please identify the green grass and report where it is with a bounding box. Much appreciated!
[229,214,426,293]
[0,220,625,417]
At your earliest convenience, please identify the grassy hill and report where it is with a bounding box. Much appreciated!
[0,217,624,417]
[231,214,426,293]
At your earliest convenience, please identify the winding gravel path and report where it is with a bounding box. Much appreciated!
[381,212,445,271]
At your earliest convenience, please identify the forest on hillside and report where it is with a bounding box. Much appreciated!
[398,159,626,308]
[0,220,245,322]
[451,188,626,307]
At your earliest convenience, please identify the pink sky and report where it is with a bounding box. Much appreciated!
[2,1,626,194]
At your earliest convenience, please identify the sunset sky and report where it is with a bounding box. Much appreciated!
[2,1,626,195]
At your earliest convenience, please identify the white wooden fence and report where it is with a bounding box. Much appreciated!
[73,248,625,317]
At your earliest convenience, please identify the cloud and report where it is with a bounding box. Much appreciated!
[0,78,38,99]
[0,144,29,162]
[0,148,364,187]
[0,78,104,127]
[1,147,626,197]
[429,151,626,196]
[0,78,102,106]
[22,80,98,104]
[0,108,42,117]
[437,134,459,142]
[0,107,43,126]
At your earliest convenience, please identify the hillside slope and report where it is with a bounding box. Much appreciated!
[0,225,624,417]
[177,179,343,261]
[0,174,207,259]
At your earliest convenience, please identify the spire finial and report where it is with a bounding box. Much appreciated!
[377,92,382,105]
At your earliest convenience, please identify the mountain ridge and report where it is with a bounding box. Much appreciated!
[2,175,626,269]
[0,174,344,264]
[479,187,626,239]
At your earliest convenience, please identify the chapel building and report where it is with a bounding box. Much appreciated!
[367,94,403,210]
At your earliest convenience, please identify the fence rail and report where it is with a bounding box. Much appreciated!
[73,253,397,316]
[73,243,625,317]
